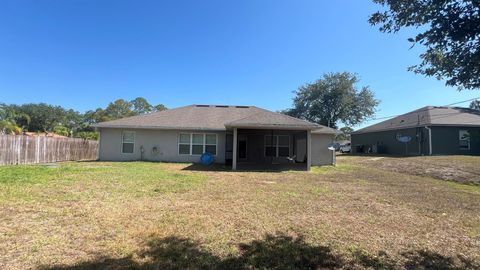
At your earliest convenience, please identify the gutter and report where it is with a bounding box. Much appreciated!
[424,126,432,155]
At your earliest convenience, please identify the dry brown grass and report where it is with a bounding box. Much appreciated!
[343,155,480,184]
[0,157,479,269]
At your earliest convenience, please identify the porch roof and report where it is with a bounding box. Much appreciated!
[224,109,321,130]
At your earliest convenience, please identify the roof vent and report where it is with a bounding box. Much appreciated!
[235,106,250,108]
[215,105,229,108]
[196,105,210,107]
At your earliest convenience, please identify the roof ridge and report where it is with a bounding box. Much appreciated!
[192,104,254,108]
[223,106,267,124]
[354,105,480,134]
[354,106,432,133]
[250,106,321,126]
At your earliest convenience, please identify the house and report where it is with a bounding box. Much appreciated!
[94,105,338,170]
[351,106,480,156]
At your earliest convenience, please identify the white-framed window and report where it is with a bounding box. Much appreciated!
[179,134,191,155]
[459,130,470,150]
[178,133,217,155]
[265,135,290,157]
[205,134,217,155]
[122,131,135,154]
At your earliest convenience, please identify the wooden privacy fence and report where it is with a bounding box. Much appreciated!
[0,135,99,165]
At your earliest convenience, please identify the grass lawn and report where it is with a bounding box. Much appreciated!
[0,157,479,269]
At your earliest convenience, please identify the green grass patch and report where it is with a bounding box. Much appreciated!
[443,181,480,196]
[311,164,356,174]
[0,162,207,203]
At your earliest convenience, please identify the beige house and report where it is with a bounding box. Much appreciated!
[94,105,338,170]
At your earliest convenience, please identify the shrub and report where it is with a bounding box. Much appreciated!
[76,131,99,140]
[0,120,22,135]
[53,125,70,137]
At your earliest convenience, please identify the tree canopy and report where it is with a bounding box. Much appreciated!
[282,72,379,129]
[335,127,354,141]
[0,97,167,139]
[83,98,167,125]
[369,0,480,90]
[470,100,480,110]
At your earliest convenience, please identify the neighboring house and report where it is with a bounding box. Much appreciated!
[351,106,480,156]
[94,105,338,170]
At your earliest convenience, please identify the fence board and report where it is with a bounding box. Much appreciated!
[0,135,98,165]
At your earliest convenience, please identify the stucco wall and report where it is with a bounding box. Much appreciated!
[311,133,335,166]
[98,128,226,163]
[98,127,335,166]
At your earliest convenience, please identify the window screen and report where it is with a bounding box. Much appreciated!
[122,131,135,154]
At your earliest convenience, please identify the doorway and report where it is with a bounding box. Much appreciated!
[238,134,247,160]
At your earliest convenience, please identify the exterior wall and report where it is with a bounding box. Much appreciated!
[98,128,226,163]
[351,128,428,155]
[98,127,336,166]
[351,126,480,156]
[311,133,335,166]
[431,126,480,155]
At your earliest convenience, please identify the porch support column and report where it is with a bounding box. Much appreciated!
[232,128,238,170]
[307,130,312,171]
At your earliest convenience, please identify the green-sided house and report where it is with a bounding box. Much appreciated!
[351,106,480,156]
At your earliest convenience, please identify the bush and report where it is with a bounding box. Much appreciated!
[53,125,70,137]
[75,131,99,140]
[0,120,22,135]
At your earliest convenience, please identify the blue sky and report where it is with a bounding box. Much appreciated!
[1,0,479,129]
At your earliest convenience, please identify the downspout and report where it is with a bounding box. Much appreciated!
[424,126,432,155]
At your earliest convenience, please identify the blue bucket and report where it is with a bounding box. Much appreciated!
[200,152,215,166]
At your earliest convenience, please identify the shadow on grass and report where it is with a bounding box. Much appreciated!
[41,234,478,270]
[181,163,308,173]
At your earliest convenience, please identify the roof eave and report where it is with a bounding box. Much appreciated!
[352,123,480,134]
[94,125,226,131]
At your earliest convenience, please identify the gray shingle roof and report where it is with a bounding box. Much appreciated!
[354,106,480,134]
[94,105,331,132]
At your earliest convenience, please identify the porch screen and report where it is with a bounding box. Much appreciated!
[265,135,289,157]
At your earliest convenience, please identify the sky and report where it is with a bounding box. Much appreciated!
[1,0,479,129]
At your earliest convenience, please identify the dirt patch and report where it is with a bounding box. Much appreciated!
[344,155,480,184]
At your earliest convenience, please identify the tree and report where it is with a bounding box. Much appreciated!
[104,99,134,120]
[0,103,30,130]
[336,127,354,141]
[15,103,76,132]
[369,0,480,90]
[470,100,480,110]
[283,72,379,129]
[0,98,165,139]
[131,97,153,115]
[0,120,22,135]
[154,104,167,112]
[83,108,110,125]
